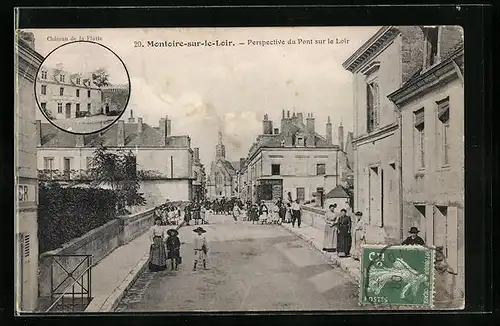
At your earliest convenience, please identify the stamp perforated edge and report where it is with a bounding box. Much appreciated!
[358,244,436,309]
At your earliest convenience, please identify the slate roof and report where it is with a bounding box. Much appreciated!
[325,185,350,199]
[39,121,190,148]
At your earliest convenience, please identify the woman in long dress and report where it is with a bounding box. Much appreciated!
[232,204,240,221]
[351,211,367,260]
[336,208,352,257]
[148,217,168,271]
[322,203,338,252]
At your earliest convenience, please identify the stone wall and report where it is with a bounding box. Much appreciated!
[301,206,327,231]
[119,207,156,244]
[38,208,155,298]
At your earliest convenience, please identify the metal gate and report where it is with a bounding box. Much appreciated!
[45,254,92,312]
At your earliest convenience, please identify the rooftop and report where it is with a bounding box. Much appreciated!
[38,120,190,149]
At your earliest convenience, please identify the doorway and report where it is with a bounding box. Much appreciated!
[296,187,305,203]
[65,103,71,118]
[368,165,383,226]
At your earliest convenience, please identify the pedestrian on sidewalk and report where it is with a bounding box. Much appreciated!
[184,203,192,226]
[250,203,258,224]
[336,208,352,258]
[285,202,292,223]
[232,203,241,221]
[259,200,269,224]
[351,211,367,260]
[165,228,182,271]
[402,227,425,245]
[201,204,207,224]
[148,217,168,272]
[193,227,208,271]
[291,199,302,228]
[322,204,338,252]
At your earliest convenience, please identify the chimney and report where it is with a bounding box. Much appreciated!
[117,120,125,146]
[297,112,304,124]
[262,114,272,135]
[137,117,143,134]
[159,117,167,146]
[76,134,84,147]
[282,110,285,119]
[287,110,290,118]
[274,128,279,134]
[128,109,135,123]
[338,122,344,151]
[194,147,200,162]
[306,113,315,133]
[326,116,333,144]
[36,120,42,146]
[166,116,172,137]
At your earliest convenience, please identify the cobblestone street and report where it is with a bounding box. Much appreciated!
[115,213,364,311]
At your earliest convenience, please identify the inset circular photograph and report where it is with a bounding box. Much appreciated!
[34,41,130,134]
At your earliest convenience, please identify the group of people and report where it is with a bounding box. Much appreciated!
[321,204,358,258]
[322,203,427,260]
[148,216,210,272]
[183,201,208,226]
[208,197,243,216]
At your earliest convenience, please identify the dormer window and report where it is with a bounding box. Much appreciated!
[76,77,81,84]
[59,74,65,82]
[423,26,440,69]
[297,136,305,146]
[41,70,47,79]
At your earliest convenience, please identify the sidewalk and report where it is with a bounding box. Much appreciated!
[85,222,185,312]
[281,223,361,283]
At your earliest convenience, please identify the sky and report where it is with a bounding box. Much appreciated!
[27,27,380,167]
[41,41,129,85]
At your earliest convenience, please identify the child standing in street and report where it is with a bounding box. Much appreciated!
[193,227,208,271]
[165,228,181,270]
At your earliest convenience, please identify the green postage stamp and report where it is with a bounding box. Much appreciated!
[359,245,435,308]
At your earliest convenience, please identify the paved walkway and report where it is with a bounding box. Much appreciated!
[84,230,152,312]
[85,220,190,312]
[280,223,361,282]
[116,215,364,311]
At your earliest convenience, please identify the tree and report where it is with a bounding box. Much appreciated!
[92,67,111,87]
[89,144,146,214]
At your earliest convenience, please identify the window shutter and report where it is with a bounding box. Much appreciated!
[23,234,30,258]
[378,168,384,227]
[414,109,425,128]
[373,83,380,125]
[364,166,370,223]
[438,100,450,122]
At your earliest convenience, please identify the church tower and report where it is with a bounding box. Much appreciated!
[216,130,226,159]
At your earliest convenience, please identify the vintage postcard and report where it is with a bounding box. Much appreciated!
[14,26,464,313]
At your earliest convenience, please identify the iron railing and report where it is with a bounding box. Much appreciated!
[45,254,92,312]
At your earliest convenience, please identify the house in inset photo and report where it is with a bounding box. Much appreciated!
[35,42,130,134]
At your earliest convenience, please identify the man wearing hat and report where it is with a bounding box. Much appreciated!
[193,227,208,271]
[402,227,425,245]
[165,228,181,271]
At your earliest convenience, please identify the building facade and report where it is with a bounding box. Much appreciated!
[238,111,351,205]
[36,63,103,120]
[207,132,237,199]
[15,31,43,312]
[343,26,432,244]
[37,112,195,205]
[388,27,464,304]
